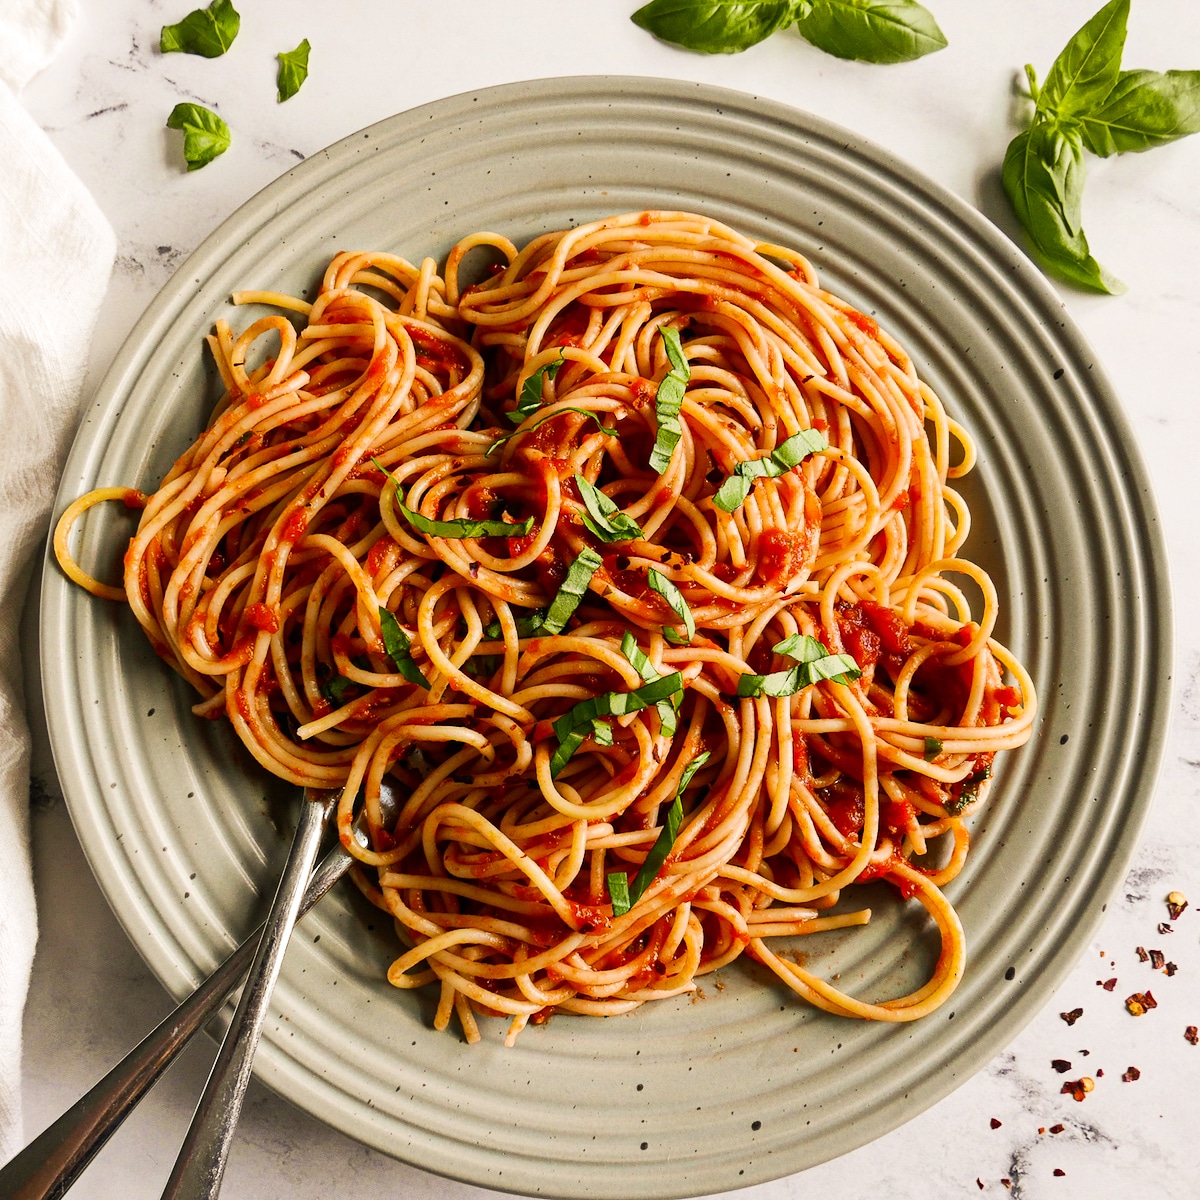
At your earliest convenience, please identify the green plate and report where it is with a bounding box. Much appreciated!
[41,77,1170,1198]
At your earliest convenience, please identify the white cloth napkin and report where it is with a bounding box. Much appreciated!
[0,0,115,1162]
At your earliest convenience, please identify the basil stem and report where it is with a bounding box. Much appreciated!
[378,608,430,690]
[649,326,690,474]
[574,474,645,543]
[539,548,603,635]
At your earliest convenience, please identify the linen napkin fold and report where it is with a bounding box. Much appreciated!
[0,0,115,1162]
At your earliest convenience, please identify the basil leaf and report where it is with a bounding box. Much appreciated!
[378,608,430,690]
[712,428,827,513]
[510,352,565,424]
[924,735,943,760]
[647,568,695,645]
[945,762,991,816]
[540,548,603,635]
[591,719,615,747]
[1037,0,1127,120]
[794,0,946,64]
[487,407,617,457]
[161,0,240,56]
[165,103,230,171]
[399,499,534,541]
[484,611,546,639]
[610,750,711,915]
[621,631,680,737]
[1078,68,1200,156]
[1002,121,1124,294]
[606,871,632,915]
[735,634,860,697]
[549,672,684,777]
[631,0,807,54]
[574,474,645,543]
[276,38,310,103]
[320,674,353,704]
[649,326,690,474]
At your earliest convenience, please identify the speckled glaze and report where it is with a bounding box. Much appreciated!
[40,78,1170,1198]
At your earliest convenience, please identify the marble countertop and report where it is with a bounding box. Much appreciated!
[16,1,1200,1197]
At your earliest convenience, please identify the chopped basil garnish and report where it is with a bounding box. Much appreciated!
[620,631,680,737]
[712,428,828,513]
[649,326,690,474]
[540,548,603,635]
[735,633,860,698]
[165,103,230,171]
[484,611,547,639]
[924,735,943,761]
[160,0,239,57]
[487,407,617,457]
[276,38,310,102]
[378,608,430,690]
[608,750,710,915]
[591,719,614,747]
[320,674,353,704]
[548,671,684,777]
[374,456,534,539]
[574,474,645,543]
[647,568,695,645]
[509,352,565,424]
[945,762,992,816]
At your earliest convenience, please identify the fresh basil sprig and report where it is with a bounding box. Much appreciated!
[1003,0,1200,293]
[510,352,565,424]
[160,0,240,57]
[574,474,646,543]
[607,750,710,916]
[548,671,684,777]
[277,38,311,102]
[736,633,860,698]
[649,326,690,474]
[647,568,695,645]
[631,0,945,64]
[712,428,828,513]
[165,103,231,171]
[378,608,431,690]
[539,548,603,635]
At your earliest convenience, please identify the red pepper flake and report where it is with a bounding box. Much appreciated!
[1038,1127,1046,1135]
[1125,991,1157,1016]
[1002,1181,1013,1191]
[990,1117,1002,1129]
[1096,1069,1104,1078]
[1165,962,1178,976]
[1157,922,1173,935]
[1053,1169,1066,1177]
[1050,1059,1072,1073]
[1060,1007,1083,1026]
[1136,946,1149,962]
[1122,1066,1141,1082]
[976,1181,984,1191]
[1060,1077,1094,1101]
[1078,1048,1090,1056]
[1049,1123,1065,1134]
[1186,1026,1198,1046]
[1166,892,1188,920]
[1149,949,1165,970]
[1101,978,1117,991]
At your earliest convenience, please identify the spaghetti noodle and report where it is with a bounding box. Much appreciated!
[56,210,1035,1044]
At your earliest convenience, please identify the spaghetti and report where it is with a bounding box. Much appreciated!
[56,210,1035,1044]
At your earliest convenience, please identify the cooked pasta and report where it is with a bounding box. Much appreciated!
[56,210,1035,1043]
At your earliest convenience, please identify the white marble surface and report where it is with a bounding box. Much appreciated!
[14,1,1200,1196]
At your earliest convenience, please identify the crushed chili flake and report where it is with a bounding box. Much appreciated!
[1122,1066,1141,1082]
[1166,891,1188,920]
[1165,962,1178,976]
[1136,946,1149,962]
[1186,1026,1198,1046]
[1054,1169,1066,1177]
[1051,1059,1072,1073]
[1002,1181,1013,1191]
[1049,1123,1065,1134]
[1101,978,1117,991]
[1060,1007,1083,1026]
[990,1118,1002,1129]
[1038,1127,1046,1135]
[1149,949,1165,970]
[1079,1049,1090,1056]
[1158,922,1173,935]
[1126,991,1158,1016]
[1096,1069,1104,1078]
[1061,1077,1093,1101]
[976,1180,984,1191]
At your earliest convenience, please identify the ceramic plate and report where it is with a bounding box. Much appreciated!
[41,77,1170,1198]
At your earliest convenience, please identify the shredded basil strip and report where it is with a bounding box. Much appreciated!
[540,548,603,635]
[276,38,310,102]
[735,634,861,698]
[510,352,565,424]
[924,735,943,761]
[320,674,353,704]
[620,631,681,736]
[160,0,239,57]
[591,719,614,747]
[549,672,684,777]
[606,871,632,915]
[609,750,711,915]
[713,428,828,513]
[484,611,546,639]
[374,461,534,540]
[647,568,695,645]
[487,407,617,456]
[378,608,430,690]
[574,474,645,543]
[945,762,992,815]
[649,326,690,474]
